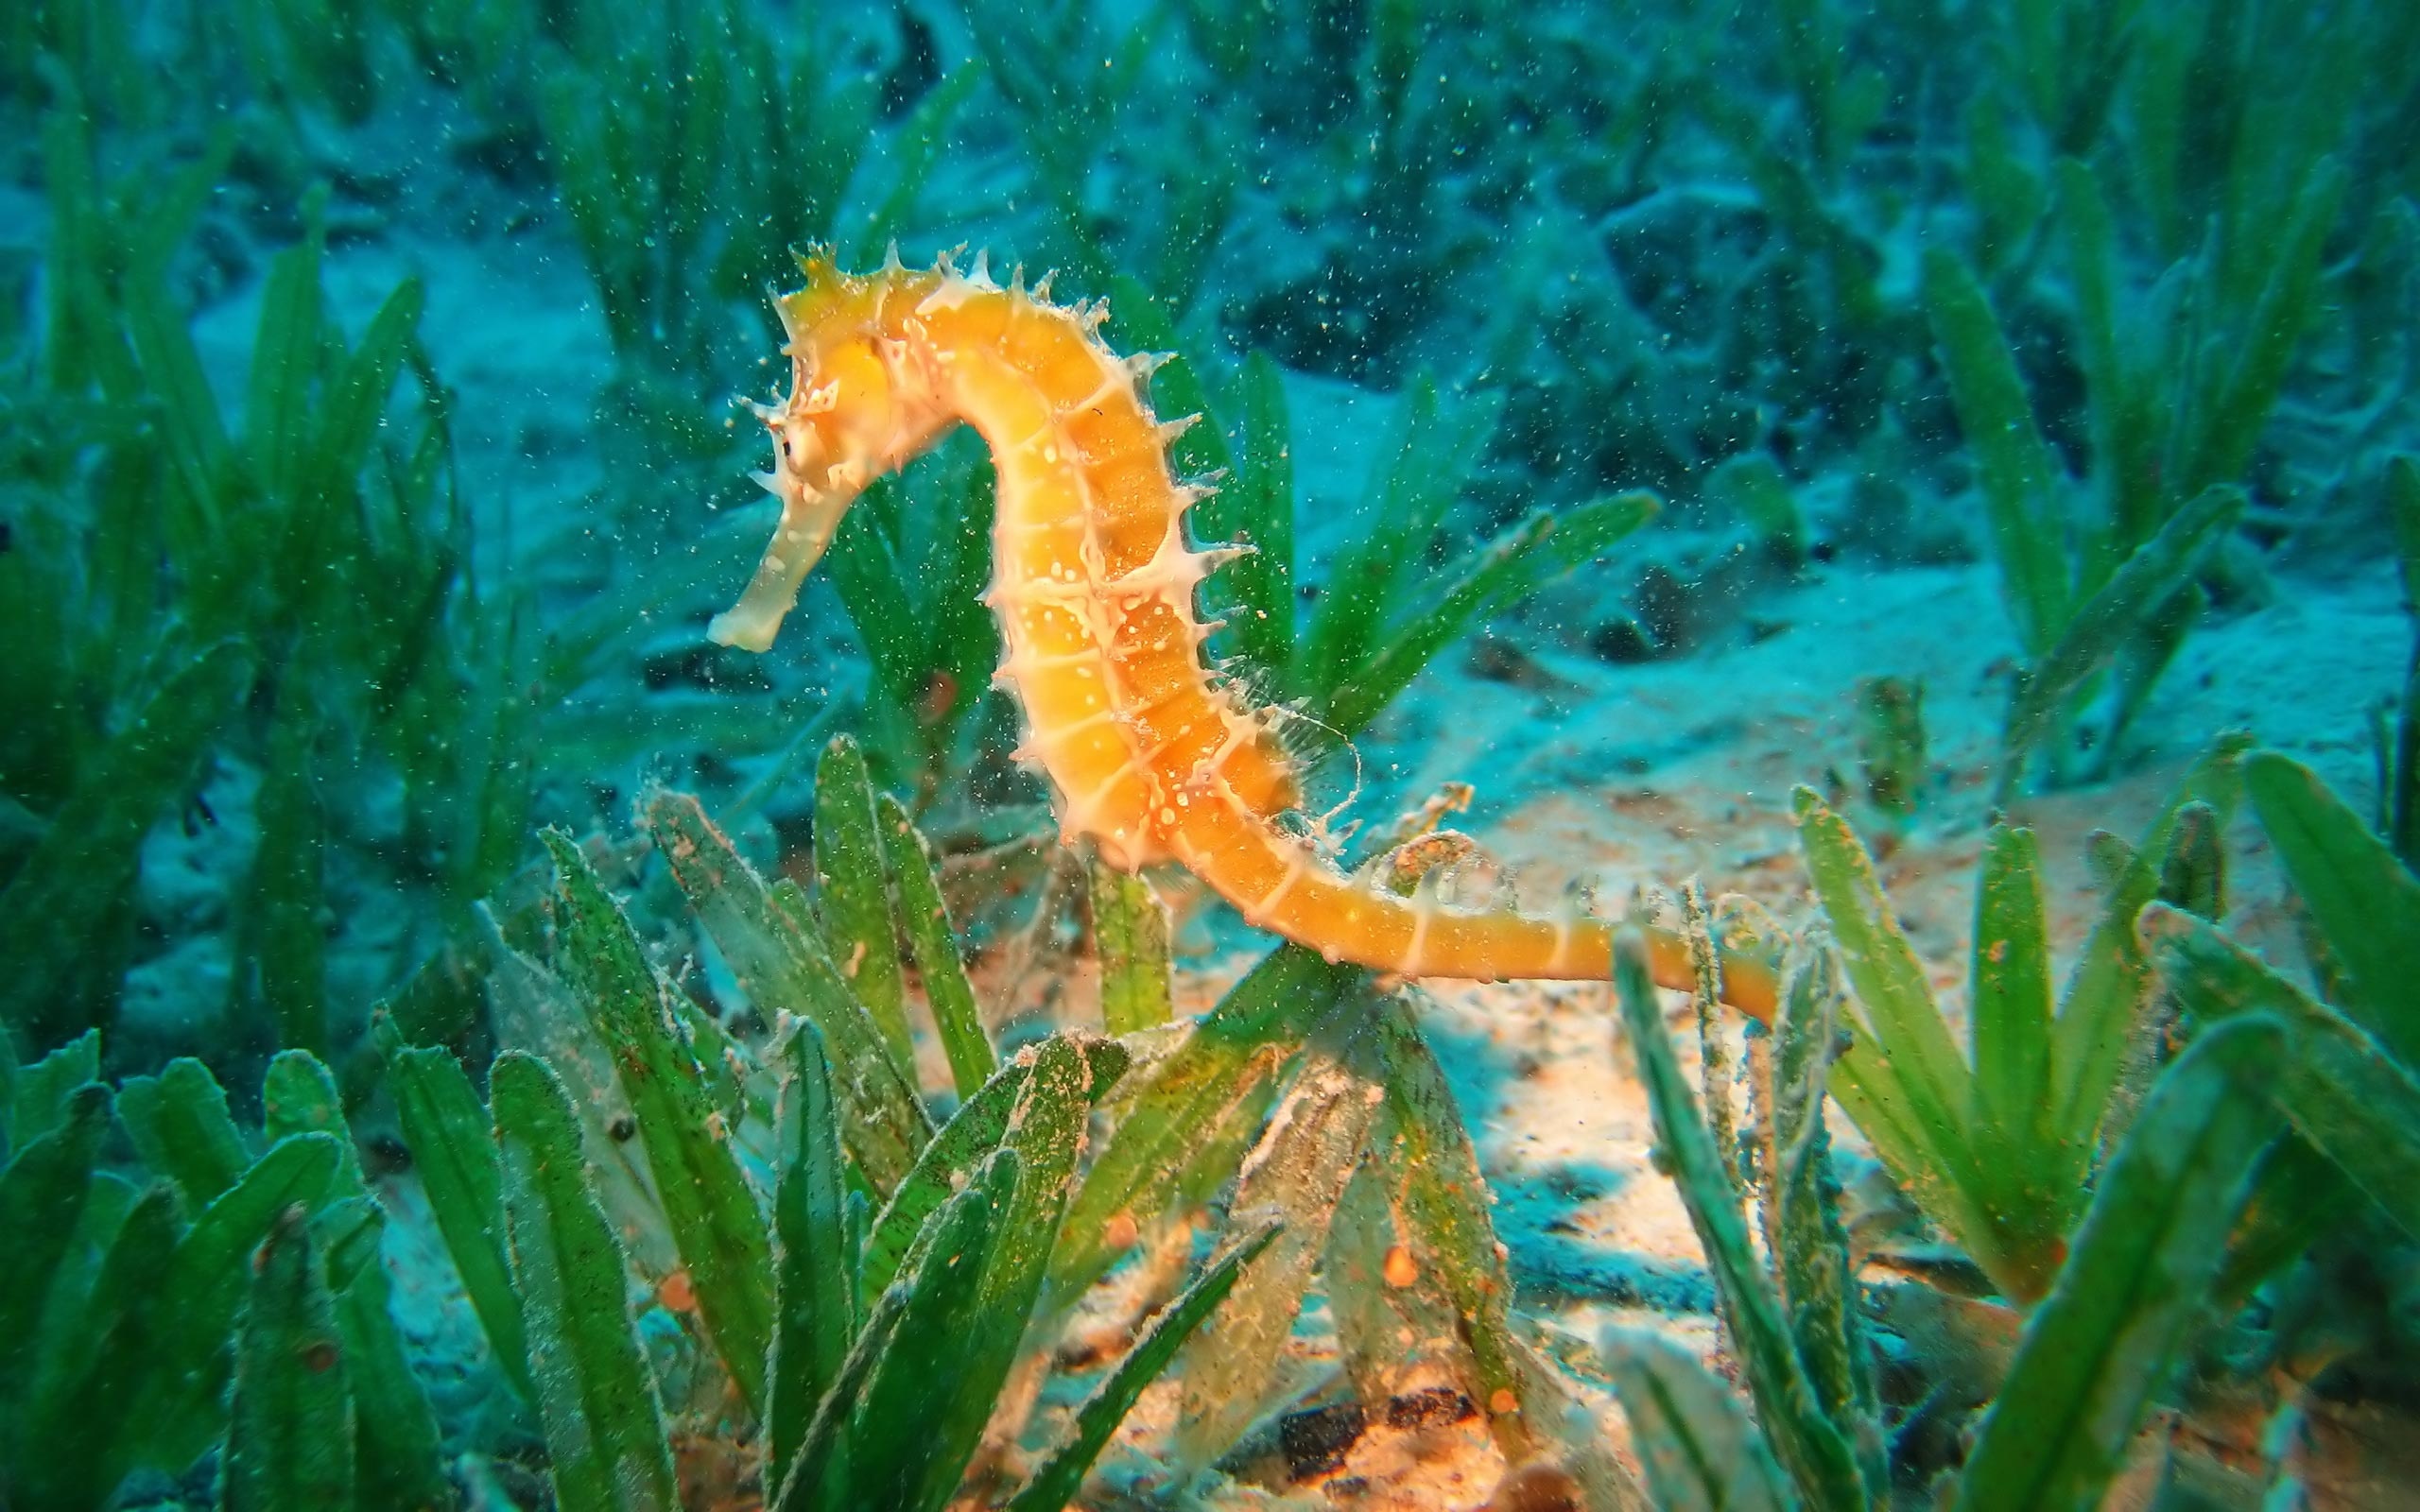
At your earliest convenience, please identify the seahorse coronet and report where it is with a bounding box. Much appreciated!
[707,250,1779,1019]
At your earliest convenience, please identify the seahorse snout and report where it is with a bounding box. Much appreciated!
[707,452,867,653]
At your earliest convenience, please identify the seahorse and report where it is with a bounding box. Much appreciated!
[708,249,1777,1022]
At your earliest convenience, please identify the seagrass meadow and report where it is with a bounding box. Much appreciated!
[3,0,2418,1507]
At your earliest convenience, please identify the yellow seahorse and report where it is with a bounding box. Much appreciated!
[709,249,1777,1021]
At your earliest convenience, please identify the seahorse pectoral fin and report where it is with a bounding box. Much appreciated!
[707,487,856,653]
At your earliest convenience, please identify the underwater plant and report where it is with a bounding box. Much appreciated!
[1030,834,1643,1499]
[529,0,975,395]
[533,0,732,389]
[371,765,1619,1507]
[1108,285,1661,747]
[1852,676,1926,818]
[2373,455,2420,868]
[1785,755,2247,1306]
[0,103,536,1066]
[1921,0,2368,799]
[807,433,1011,815]
[1925,231,2281,799]
[2151,752,2420,1259]
[3,775,1300,1511]
[1597,720,2420,1504]
[954,0,1174,302]
[0,1031,447,1511]
[1603,921,2285,1512]
[4,62,1009,1074]
[2133,750,2420,1503]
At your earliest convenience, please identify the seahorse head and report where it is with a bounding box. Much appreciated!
[708,250,944,653]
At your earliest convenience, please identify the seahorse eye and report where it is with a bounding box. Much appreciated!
[777,417,826,475]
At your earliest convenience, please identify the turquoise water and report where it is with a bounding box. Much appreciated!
[3,2,2417,1507]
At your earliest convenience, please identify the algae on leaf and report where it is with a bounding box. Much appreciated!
[1367,988,1556,1461]
[642,788,934,1192]
[1953,1017,2282,1512]
[0,644,249,1049]
[1050,945,1357,1300]
[1173,1028,1384,1469]
[493,1051,680,1512]
[812,736,914,1072]
[1090,857,1175,1035]
[374,1018,534,1402]
[2150,906,2420,1245]
[1612,933,1872,1512]
[115,1055,253,1213]
[878,791,996,1098]
[221,1208,355,1512]
[1599,1329,1792,1512]
[539,828,775,1417]
[1757,948,1878,1452]
[1790,786,2190,1304]
[1005,1222,1280,1512]
[768,1022,856,1499]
